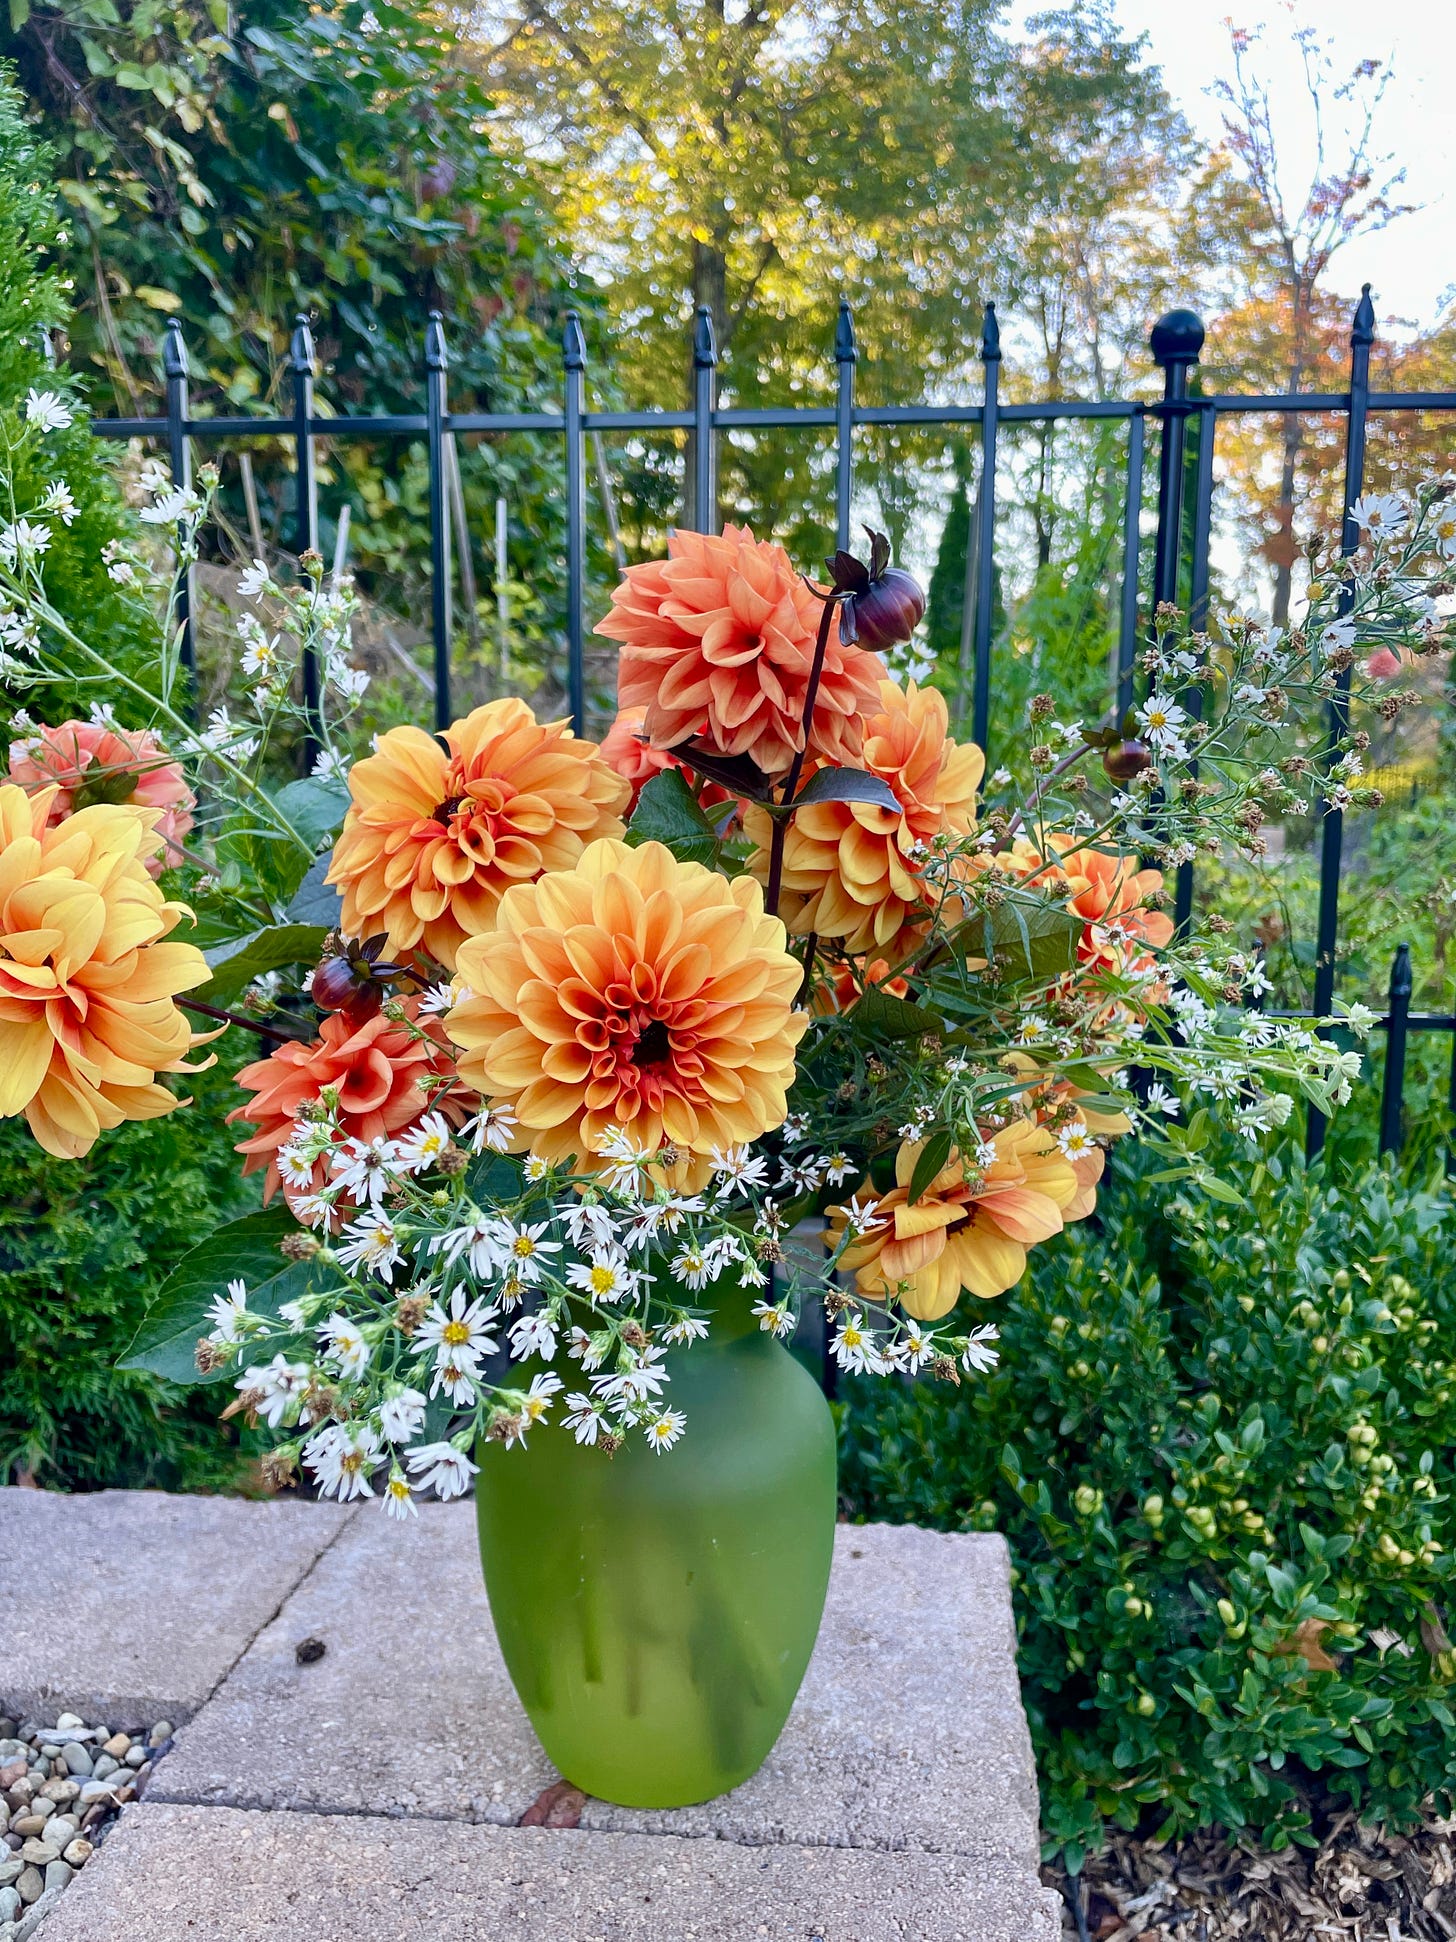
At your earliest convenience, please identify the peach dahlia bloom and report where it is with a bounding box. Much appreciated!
[448,838,807,1175]
[596,524,884,776]
[0,784,209,1158]
[746,680,984,955]
[325,698,629,970]
[8,719,195,878]
[829,1122,1084,1319]
[229,996,466,1213]
[1008,836,1172,976]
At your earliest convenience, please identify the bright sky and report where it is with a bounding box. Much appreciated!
[1022,0,1456,331]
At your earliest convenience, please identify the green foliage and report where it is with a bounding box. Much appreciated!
[0,1045,262,1489]
[0,65,153,713]
[839,1128,1456,1861]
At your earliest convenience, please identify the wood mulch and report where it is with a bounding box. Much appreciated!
[1043,1814,1456,1941]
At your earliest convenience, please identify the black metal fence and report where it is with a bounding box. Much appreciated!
[91,291,1456,1163]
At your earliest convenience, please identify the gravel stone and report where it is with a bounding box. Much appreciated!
[42,1862,72,1895]
[16,1846,55,1869]
[99,1739,128,1762]
[89,1757,117,1781]
[12,1868,40,1908]
[59,1747,91,1779]
[0,1889,16,1923]
[60,1843,91,1869]
[0,1861,19,1888]
[123,1749,147,1770]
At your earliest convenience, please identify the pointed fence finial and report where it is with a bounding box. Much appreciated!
[980,301,1001,364]
[563,310,587,371]
[425,309,449,372]
[835,298,857,365]
[693,305,717,369]
[162,316,189,380]
[288,315,315,376]
[1353,283,1376,348]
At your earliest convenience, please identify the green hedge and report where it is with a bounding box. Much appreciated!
[840,1132,1456,1862]
[0,1048,261,1491]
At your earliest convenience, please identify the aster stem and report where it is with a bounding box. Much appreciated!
[764,591,841,917]
[179,996,309,1042]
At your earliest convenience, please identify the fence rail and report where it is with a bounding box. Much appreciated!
[91,289,1456,1165]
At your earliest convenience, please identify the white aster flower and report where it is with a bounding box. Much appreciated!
[781,1112,810,1142]
[1353,491,1408,536]
[429,1216,496,1279]
[336,1212,404,1284]
[206,1277,250,1344]
[416,981,455,1017]
[41,480,77,525]
[960,1323,1001,1374]
[237,558,271,600]
[462,1102,518,1154]
[892,1323,937,1373]
[595,1346,669,1407]
[1343,1002,1377,1040]
[416,1289,498,1368]
[377,1388,428,1444]
[823,1152,855,1187]
[565,1248,640,1305]
[318,1310,372,1381]
[305,1421,381,1501]
[751,1298,794,1339]
[1055,1121,1095,1161]
[25,388,73,431]
[1143,1083,1179,1117]
[563,1199,619,1253]
[381,1468,418,1519]
[329,1135,401,1207]
[709,1143,769,1195]
[831,1311,890,1375]
[662,1313,710,1345]
[841,1193,881,1237]
[0,519,51,565]
[522,1154,551,1183]
[509,1310,560,1363]
[238,1354,312,1428]
[140,486,201,526]
[406,1440,479,1500]
[644,1408,686,1453]
[488,1218,561,1283]
[393,1111,453,1174]
[564,1393,608,1445]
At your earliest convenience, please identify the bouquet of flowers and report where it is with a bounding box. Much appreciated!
[3,384,1453,1515]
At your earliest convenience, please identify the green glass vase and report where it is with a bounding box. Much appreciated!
[474,1263,837,1808]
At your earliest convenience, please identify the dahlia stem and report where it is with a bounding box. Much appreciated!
[765,592,840,917]
[179,996,309,1043]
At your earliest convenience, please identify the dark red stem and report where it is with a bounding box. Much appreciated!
[180,996,309,1043]
[765,593,840,916]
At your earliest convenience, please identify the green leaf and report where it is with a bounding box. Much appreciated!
[962,898,1081,984]
[625,768,721,869]
[909,1128,954,1204]
[791,766,903,813]
[273,776,350,852]
[120,1207,310,1386]
[200,922,329,1002]
[851,986,941,1039]
[285,852,345,928]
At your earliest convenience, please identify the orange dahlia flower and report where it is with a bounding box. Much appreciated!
[325,698,629,970]
[829,1122,1083,1319]
[596,525,883,776]
[1010,836,1172,975]
[229,996,467,1212]
[598,706,734,819]
[745,680,983,954]
[448,837,807,1174]
[0,784,209,1158]
[8,719,195,878]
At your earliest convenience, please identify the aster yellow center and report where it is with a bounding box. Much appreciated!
[589,1265,618,1295]
[442,1319,471,1346]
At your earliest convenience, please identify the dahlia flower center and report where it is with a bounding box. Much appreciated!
[631,1018,674,1068]
[431,795,468,825]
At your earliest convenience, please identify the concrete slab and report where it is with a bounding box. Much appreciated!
[0,1489,357,1731]
[153,1513,1040,1866]
[40,1803,1064,1942]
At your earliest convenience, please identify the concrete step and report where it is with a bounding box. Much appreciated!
[0,1490,1059,1940]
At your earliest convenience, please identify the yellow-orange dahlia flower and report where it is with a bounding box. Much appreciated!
[596,524,884,776]
[325,698,629,969]
[0,784,209,1157]
[8,718,195,878]
[746,680,984,954]
[1007,835,1172,975]
[447,837,807,1174]
[829,1122,1083,1318]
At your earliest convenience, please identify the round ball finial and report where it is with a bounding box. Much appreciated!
[1150,308,1206,367]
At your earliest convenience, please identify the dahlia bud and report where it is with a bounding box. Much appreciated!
[1102,738,1152,783]
[825,528,926,651]
[311,934,407,1017]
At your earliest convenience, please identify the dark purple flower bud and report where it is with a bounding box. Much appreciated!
[825,528,926,652]
[311,934,407,1017]
[1102,739,1152,783]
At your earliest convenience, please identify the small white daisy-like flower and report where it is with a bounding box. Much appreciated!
[831,1311,890,1375]
[318,1310,372,1381]
[381,1468,418,1519]
[595,1346,669,1406]
[238,1355,312,1429]
[509,1310,560,1363]
[644,1407,687,1453]
[1342,1001,1377,1040]
[489,1218,561,1283]
[960,1324,1000,1375]
[670,1244,714,1291]
[1143,1083,1179,1117]
[305,1421,382,1502]
[841,1193,881,1238]
[521,1370,564,1428]
[140,486,201,526]
[237,558,272,600]
[780,1112,810,1142]
[429,1354,480,1406]
[0,519,51,565]
[522,1154,551,1183]
[892,1323,936,1374]
[973,1137,999,1171]
[563,1199,619,1253]
[336,1212,404,1284]
[377,1388,428,1444]
[206,1277,250,1344]
[429,1216,496,1279]
[782,1154,827,1196]
[1055,1121,1095,1161]
[463,1102,518,1154]
[329,1135,400,1206]
[1353,490,1408,536]
[41,480,77,525]
[662,1313,711,1345]
[709,1143,769,1195]
[394,1111,454,1174]
[24,388,73,431]
[406,1440,479,1500]
[416,981,455,1017]
[416,1289,498,1368]
[565,1249,640,1305]
[565,1393,609,1445]
[823,1152,855,1187]
[751,1298,794,1339]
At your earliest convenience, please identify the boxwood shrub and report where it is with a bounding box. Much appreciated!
[839,1131,1456,1862]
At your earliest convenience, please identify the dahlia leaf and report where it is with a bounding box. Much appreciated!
[120,1206,313,1387]
[285,851,346,928]
[909,1128,954,1205]
[199,921,330,1002]
[668,741,774,802]
[272,776,351,853]
[963,900,1081,984]
[625,767,722,869]
[791,766,903,813]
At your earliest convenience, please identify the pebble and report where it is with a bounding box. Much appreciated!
[12,1869,40,1908]
[90,1755,118,1781]
[0,1862,17,1888]
[148,1721,173,1747]
[41,1861,71,1896]
[0,1889,15,1922]
[101,1734,129,1760]
[60,1744,92,1778]
[36,1781,77,1806]
[60,1841,91,1868]
[124,1745,148,1769]
[52,1719,83,1738]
